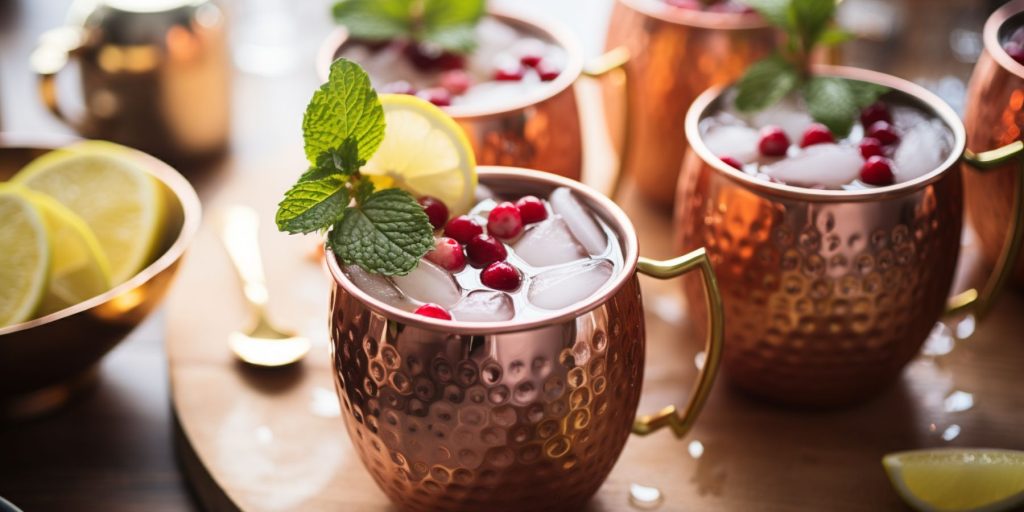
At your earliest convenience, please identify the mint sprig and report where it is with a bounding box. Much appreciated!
[276,59,434,276]
[737,0,888,137]
[332,0,484,54]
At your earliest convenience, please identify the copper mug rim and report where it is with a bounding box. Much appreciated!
[314,7,584,121]
[325,166,640,336]
[616,0,770,29]
[685,65,968,203]
[984,0,1024,79]
[0,132,202,336]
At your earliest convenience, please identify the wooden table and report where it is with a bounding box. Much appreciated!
[2,0,1023,511]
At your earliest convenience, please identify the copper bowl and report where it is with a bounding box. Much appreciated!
[675,66,969,406]
[316,9,586,181]
[0,135,201,419]
[604,0,777,207]
[963,0,1024,287]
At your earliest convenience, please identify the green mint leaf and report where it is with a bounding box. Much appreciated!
[329,188,434,276]
[419,0,484,52]
[740,0,793,29]
[331,0,414,41]
[735,55,799,112]
[804,76,858,137]
[352,177,375,205]
[303,59,386,166]
[420,24,477,53]
[818,27,853,46]
[299,138,365,184]
[846,80,890,109]
[791,0,834,51]
[276,177,351,234]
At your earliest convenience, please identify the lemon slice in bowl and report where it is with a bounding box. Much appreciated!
[12,141,164,285]
[0,186,50,327]
[362,94,477,215]
[20,189,112,316]
[884,449,1024,512]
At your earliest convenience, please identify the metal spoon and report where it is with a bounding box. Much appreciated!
[219,205,310,367]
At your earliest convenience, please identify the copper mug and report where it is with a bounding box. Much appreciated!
[674,66,1024,406]
[317,9,629,183]
[604,0,777,207]
[326,167,724,512]
[30,0,231,163]
[963,0,1024,287]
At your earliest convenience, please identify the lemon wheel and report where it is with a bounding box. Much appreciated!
[0,185,50,327]
[884,449,1024,512]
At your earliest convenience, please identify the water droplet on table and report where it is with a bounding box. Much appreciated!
[943,390,974,413]
[688,440,705,459]
[955,314,976,340]
[694,351,707,370]
[629,483,664,509]
[921,322,954,357]
[941,424,961,441]
[311,387,341,418]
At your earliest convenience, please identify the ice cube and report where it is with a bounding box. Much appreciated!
[528,260,614,310]
[451,290,515,322]
[702,124,761,163]
[512,216,588,267]
[762,143,864,188]
[549,187,607,255]
[391,259,462,308]
[750,97,814,142]
[343,265,413,310]
[893,120,951,182]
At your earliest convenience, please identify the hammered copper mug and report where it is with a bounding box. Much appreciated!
[963,0,1024,288]
[326,167,724,512]
[674,66,1024,406]
[604,0,777,207]
[318,9,629,183]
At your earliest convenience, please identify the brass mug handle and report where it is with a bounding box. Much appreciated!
[948,141,1024,319]
[582,46,631,199]
[632,247,724,438]
[30,27,85,129]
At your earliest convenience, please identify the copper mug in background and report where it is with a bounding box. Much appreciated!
[963,0,1024,287]
[603,0,777,207]
[326,167,724,512]
[30,0,230,163]
[674,66,1024,406]
[317,9,630,185]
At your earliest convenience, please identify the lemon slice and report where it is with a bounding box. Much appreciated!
[362,94,477,215]
[884,449,1024,512]
[13,141,164,285]
[20,189,112,315]
[0,186,50,327]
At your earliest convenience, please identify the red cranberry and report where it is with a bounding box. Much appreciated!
[414,303,452,320]
[466,234,508,267]
[860,156,895,186]
[800,123,835,148]
[537,63,561,81]
[758,126,790,157]
[487,202,524,239]
[480,261,521,291]
[426,237,466,271]
[867,121,899,145]
[665,0,701,9]
[520,54,543,68]
[444,215,483,244]
[380,80,416,95]
[440,70,471,95]
[404,44,464,71]
[416,87,452,107]
[515,196,548,224]
[859,102,892,127]
[859,137,885,159]
[418,196,449,229]
[494,64,525,81]
[719,156,743,169]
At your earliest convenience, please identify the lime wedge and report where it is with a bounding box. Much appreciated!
[13,141,164,285]
[362,94,477,215]
[0,186,50,327]
[884,449,1024,512]
[20,189,112,315]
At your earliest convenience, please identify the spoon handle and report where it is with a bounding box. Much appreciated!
[220,206,270,308]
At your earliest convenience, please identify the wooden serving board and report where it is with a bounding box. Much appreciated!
[167,82,1024,511]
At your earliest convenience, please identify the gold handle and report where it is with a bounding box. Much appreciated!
[632,248,724,438]
[220,206,271,310]
[30,27,84,127]
[583,46,631,200]
[948,141,1024,319]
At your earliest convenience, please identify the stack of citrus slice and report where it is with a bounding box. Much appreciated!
[0,141,167,328]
